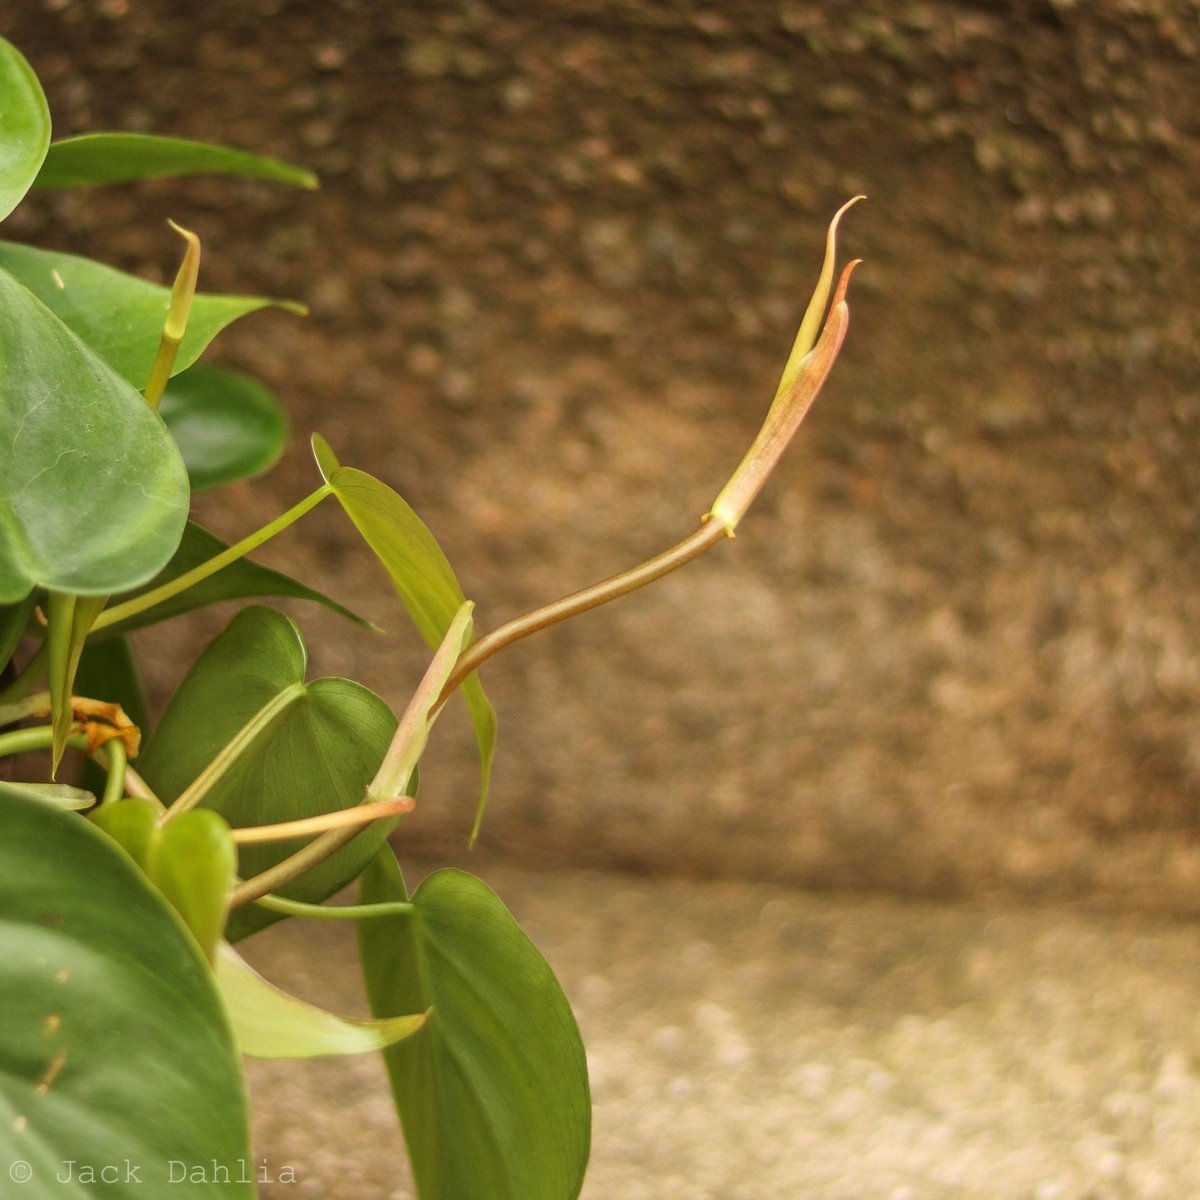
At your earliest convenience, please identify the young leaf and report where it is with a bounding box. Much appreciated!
[91,800,236,963]
[0,269,189,603]
[313,435,497,827]
[160,363,287,491]
[0,240,303,391]
[0,39,50,223]
[0,793,254,1198]
[34,132,317,191]
[44,591,106,771]
[93,521,369,639]
[359,852,591,1200]
[215,942,426,1058]
[138,606,398,941]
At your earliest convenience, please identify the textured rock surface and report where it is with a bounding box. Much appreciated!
[245,862,1200,1199]
[7,1,1200,907]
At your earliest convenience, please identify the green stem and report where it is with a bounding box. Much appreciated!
[229,823,361,910]
[0,724,54,758]
[93,485,333,633]
[99,737,128,807]
[0,726,127,801]
[163,682,307,820]
[252,893,413,920]
[435,518,730,711]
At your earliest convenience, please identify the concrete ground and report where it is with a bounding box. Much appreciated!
[244,862,1200,1200]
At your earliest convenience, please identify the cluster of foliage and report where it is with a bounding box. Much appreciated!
[0,37,857,1200]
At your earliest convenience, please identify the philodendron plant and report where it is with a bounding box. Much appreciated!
[0,37,859,1200]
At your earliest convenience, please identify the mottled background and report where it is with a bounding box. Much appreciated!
[8,0,1200,909]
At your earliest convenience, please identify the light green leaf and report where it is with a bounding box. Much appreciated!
[139,606,398,941]
[359,852,591,1200]
[0,39,50,222]
[215,942,425,1058]
[0,240,303,390]
[0,793,254,1198]
[160,363,287,491]
[0,269,190,603]
[91,800,236,963]
[313,435,496,828]
[94,521,370,639]
[34,132,317,191]
[0,780,93,809]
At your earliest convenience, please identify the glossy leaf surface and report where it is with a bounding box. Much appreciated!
[160,364,287,491]
[0,239,302,391]
[0,794,253,1197]
[359,853,591,1200]
[0,269,189,603]
[0,39,50,222]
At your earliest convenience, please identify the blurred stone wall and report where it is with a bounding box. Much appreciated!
[7,0,1200,909]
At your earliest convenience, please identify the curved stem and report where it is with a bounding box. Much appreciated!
[93,485,333,633]
[229,823,361,909]
[99,737,127,807]
[252,893,413,921]
[435,518,730,711]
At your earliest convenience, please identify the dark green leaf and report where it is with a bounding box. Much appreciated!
[0,594,34,672]
[160,363,287,491]
[0,240,303,391]
[0,793,254,1198]
[0,269,190,603]
[75,634,150,733]
[313,436,496,829]
[359,852,591,1200]
[0,40,50,222]
[34,132,317,191]
[139,606,397,941]
[94,521,370,639]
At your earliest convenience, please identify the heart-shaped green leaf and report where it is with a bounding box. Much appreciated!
[0,269,190,603]
[0,793,253,1198]
[359,852,591,1200]
[160,364,287,491]
[138,606,397,941]
[0,240,303,391]
[0,40,50,223]
[313,436,496,831]
[90,800,236,962]
[215,942,425,1058]
[93,521,369,639]
[34,132,317,191]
